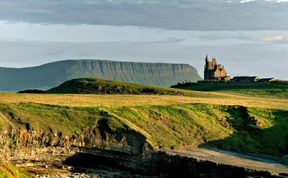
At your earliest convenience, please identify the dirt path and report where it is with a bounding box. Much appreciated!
[164,148,288,175]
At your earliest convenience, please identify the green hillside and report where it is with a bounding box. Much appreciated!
[46,77,200,95]
[0,102,287,157]
[0,60,201,91]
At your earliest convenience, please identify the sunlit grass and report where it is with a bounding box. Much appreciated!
[0,92,287,110]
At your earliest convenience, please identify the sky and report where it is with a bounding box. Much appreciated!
[0,0,287,79]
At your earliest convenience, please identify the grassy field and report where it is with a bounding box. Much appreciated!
[175,83,288,99]
[222,86,288,99]
[13,78,288,110]
[0,92,287,110]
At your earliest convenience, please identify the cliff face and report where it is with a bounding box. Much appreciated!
[0,60,201,91]
[1,102,288,177]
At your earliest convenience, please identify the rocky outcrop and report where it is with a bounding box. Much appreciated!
[64,149,287,178]
[0,116,153,171]
[0,60,201,91]
[1,125,286,178]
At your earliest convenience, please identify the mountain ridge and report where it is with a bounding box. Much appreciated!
[0,59,201,91]
[0,59,193,69]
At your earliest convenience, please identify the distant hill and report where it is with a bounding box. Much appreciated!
[46,78,184,95]
[20,77,206,97]
[0,60,201,91]
[43,77,212,97]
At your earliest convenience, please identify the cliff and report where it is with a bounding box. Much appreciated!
[0,102,287,177]
[0,60,201,91]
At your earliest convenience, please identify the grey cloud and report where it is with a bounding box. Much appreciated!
[0,0,288,30]
[260,34,286,42]
[198,33,252,41]
[195,31,288,45]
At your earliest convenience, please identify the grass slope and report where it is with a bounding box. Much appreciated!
[109,104,288,155]
[46,77,199,95]
[0,102,287,156]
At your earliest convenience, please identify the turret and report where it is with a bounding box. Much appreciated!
[211,58,217,68]
[204,55,209,80]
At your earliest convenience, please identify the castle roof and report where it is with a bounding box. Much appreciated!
[258,78,276,82]
[232,76,259,82]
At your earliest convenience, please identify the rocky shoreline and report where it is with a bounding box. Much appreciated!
[0,127,287,177]
[1,146,287,178]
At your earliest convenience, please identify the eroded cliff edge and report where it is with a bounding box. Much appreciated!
[0,102,287,177]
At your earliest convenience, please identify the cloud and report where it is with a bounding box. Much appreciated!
[1,20,288,47]
[276,0,288,3]
[240,0,255,3]
[0,0,287,30]
[261,34,286,42]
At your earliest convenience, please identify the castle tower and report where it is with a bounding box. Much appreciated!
[204,55,209,80]
[204,55,230,81]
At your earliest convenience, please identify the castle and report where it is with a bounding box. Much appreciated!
[204,55,231,81]
[171,55,278,88]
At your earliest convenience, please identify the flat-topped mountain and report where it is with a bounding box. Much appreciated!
[0,60,201,91]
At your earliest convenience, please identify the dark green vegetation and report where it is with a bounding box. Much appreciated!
[173,81,288,99]
[47,77,197,95]
[0,59,201,91]
[0,102,287,157]
[0,159,31,178]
